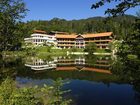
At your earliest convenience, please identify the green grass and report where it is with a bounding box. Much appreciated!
[1,47,111,59]
[35,46,67,58]
[95,49,110,53]
[35,46,84,57]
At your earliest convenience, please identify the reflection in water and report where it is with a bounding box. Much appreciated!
[25,57,57,70]
[1,55,140,105]
[25,56,111,74]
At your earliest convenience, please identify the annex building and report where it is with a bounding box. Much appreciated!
[24,30,57,46]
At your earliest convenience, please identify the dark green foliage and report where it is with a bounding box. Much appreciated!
[23,15,136,40]
[128,19,140,58]
[0,0,27,51]
[0,77,71,105]
[111,55,140,93]
[91,0,140,16]
[85,55,97,66]
[118,19,140,58]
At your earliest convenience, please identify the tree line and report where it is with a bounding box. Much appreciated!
[23,15,137,40]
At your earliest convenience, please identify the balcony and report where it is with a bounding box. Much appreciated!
[57,40,75,43]
[85,40,112,43]
[57,44,75,46]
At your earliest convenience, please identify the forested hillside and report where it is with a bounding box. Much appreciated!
[22,15,137,40]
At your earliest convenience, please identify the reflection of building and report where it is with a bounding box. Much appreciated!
[57,56,85,65]
[56,56,111,74]
[25,56,111,74]
[25,58,56,70]
[24,30,57,46]
[56,32,113,49]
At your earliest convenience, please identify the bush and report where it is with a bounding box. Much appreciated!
[84,42,97,54]
[0,78,71,105]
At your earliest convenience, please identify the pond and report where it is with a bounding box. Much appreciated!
[0,55,140,105]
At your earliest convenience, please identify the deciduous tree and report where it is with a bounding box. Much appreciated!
[91,0,140,16]
[84,42,97,55]
[0,0,27,51]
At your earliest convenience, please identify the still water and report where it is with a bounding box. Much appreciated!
[0,55,140,105]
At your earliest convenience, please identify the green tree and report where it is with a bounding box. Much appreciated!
[84,42,97,55]
[24,15,136,40]
[108,40,122,54]
[91,0,140,16]
[120,19,140,58]
[0,0,27,52]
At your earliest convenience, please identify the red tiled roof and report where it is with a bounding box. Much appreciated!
[82,32,113,38]
[56,32,113,39]
[56,34,77,39]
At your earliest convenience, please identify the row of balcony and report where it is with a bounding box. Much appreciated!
[57,39,112,42]
[57,43,109,46]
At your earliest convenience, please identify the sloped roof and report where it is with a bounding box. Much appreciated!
[56,34,77,39]
[82,32,113,38]
[56,32,113,39]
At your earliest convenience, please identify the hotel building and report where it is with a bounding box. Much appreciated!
[24,30,113,49]
[56,32,113,49]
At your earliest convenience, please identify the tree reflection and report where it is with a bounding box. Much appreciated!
[0,58,21,81]
[111,55,140,103]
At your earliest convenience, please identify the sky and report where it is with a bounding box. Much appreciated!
[23,0,140,22]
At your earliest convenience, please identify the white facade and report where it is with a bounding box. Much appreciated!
[24,33,57,46]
